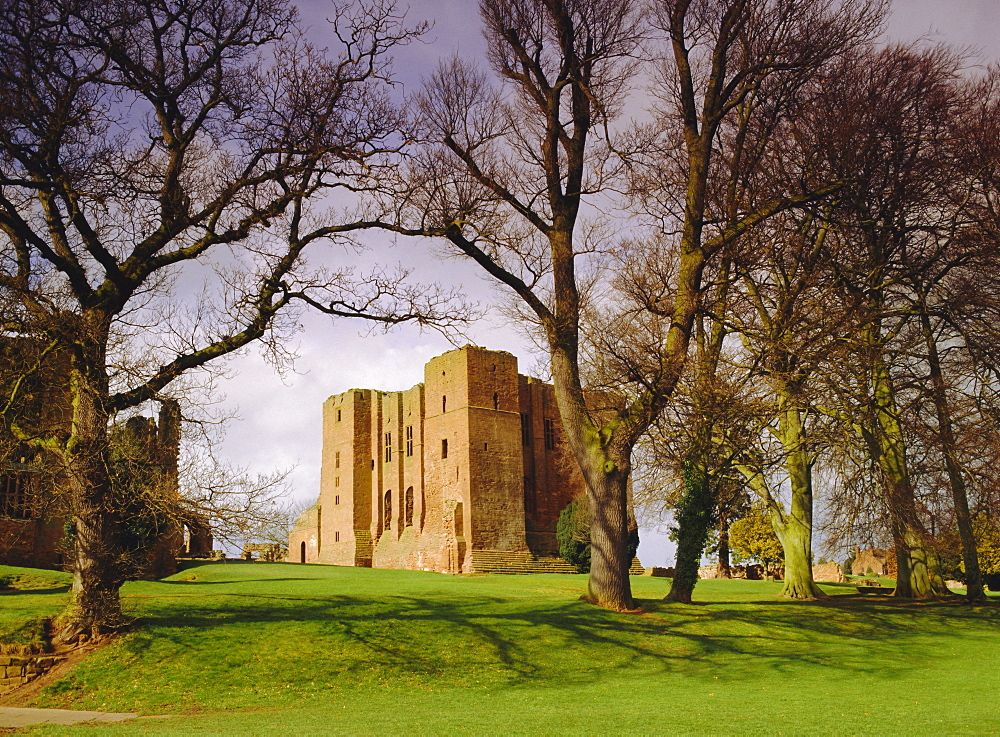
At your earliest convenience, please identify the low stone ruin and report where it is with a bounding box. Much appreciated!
[851,546,897,577]
[811,561,846,583]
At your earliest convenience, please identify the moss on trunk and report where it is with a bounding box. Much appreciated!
[772,404,825,600]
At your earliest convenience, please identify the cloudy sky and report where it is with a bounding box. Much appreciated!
[207,0,1000,566]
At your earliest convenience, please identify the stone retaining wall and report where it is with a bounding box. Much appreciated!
[0,653,65,692]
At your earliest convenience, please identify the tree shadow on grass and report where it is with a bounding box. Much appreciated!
[156,578,326,586]
[0,586,70,596]
[107,580,1000,697]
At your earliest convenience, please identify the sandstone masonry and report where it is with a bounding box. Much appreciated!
[290,346,586,574]
[0,654,65,693]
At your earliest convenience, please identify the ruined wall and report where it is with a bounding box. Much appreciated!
[0,340,71,571]
[852,547,896,577]
[288,503,321,563]
[0,399,184,576]
[812,561,846,583]
[0,518,65,569]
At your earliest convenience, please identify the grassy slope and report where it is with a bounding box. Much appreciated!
[7,561,999,736]
[0,565,71,636]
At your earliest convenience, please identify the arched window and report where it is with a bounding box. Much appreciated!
[405,487,414,527]
[442,395,447,413]
[383,489,392,531]
[300,541,306,563]
[493,392,499,410]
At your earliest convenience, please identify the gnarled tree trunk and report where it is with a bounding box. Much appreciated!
[59,321,127,639]
[582,464,637,611]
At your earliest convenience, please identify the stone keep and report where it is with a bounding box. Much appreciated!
[290,346,584,573]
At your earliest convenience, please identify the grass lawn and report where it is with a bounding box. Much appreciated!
[3,561,999,735]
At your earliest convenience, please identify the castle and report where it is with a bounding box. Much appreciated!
[289,345,587,574]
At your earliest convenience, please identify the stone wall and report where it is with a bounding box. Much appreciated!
[0,517,65,570]
[0,653,65,693]
[812,561,846,582]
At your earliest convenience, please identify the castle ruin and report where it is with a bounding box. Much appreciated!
[289,345,588,574]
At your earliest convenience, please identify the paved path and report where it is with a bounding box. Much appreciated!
[0,707,140,727]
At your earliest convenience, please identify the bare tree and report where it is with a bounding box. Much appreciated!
[176,439,296,553]
[391,0,647,611]
[727,207,851,600]
[0,0,463,638]
[810,45,990,598]
[616,0,886,603]
[387,0,884,612]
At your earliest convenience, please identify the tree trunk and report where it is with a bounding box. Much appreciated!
[717,510,732,579]
[771,403,825,600]
[919,309,984,601]
[771,512,823,599]
[666,461,713,604]
[67,487,126,637]
[867,351,946,599]
[57,319,127,640]
[583,465,637,611]
[549,349,636,612]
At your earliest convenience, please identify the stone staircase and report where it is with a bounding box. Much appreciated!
[470,550,579,574]
[353,530,373,566]
[469,550,646,576]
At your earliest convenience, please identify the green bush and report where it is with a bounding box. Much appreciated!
[557,498,591,573]
[841,550,855,577]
